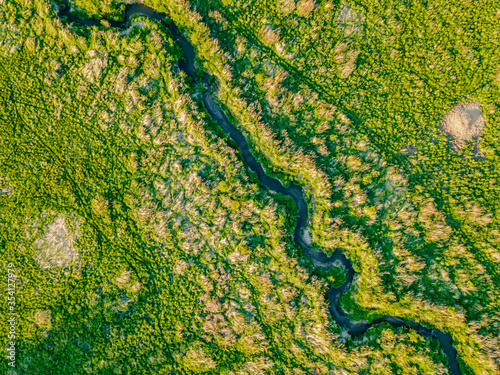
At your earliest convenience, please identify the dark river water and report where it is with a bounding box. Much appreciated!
[56,2,462,374]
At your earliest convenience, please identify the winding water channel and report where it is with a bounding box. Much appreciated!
[56,2,462,373]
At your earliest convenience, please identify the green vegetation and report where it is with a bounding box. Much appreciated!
[350,323,452,375]
[69,0,125,21]
[144,0,500,373]
[1,0,499,374]
[1,2,352,372]
[314,266,347,288]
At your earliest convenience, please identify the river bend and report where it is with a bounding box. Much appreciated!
[55,2,462,374]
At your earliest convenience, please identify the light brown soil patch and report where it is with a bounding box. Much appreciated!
[441,101,485,151]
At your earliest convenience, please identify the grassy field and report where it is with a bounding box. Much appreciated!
[0,0,498,374]
[143,0,499,373]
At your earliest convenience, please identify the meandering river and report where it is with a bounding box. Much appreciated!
[56,2,462,373]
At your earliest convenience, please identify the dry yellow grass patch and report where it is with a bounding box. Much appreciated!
[277,0,296,14]
[494,66,500,84]
[332,41,360,78]
[115,270,132,285]
[34,215,80,269]
[296,0,316,18]
[261,25,280,45]
[441,101,486,151]
[418,200,452,243]
[34,310,52,329]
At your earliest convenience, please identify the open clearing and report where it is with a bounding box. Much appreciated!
[441,101,486,151]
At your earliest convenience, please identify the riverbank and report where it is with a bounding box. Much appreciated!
[54,2,462,374]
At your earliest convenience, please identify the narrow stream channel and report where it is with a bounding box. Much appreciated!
[55,2,462,373]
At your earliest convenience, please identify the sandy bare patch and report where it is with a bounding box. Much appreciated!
[34,215,80,269]
[441,101,486,152]
[303,228,312,246]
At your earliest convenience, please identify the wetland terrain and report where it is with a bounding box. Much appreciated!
[1,0,499,374]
